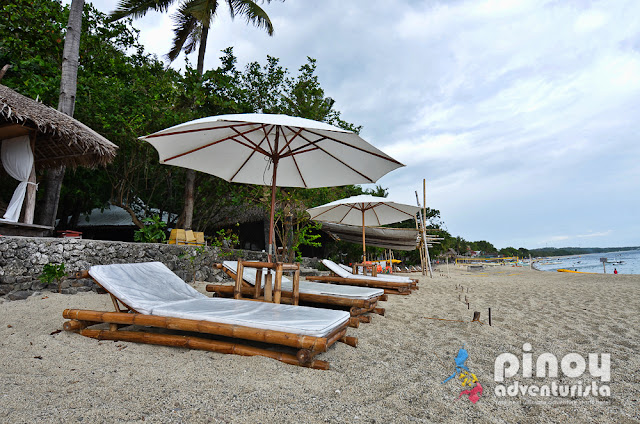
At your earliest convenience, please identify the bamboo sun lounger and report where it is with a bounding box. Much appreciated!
[206,261,386,324]
[62,262,356,369]
[306,260,417,295]
[338,263,418,284]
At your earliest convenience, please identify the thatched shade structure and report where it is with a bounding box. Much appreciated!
[0,84,117,233]
[0,84,117,168]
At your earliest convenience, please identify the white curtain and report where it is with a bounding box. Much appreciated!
[1,135,34,222]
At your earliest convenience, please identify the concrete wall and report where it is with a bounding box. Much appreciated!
[0,236,265,300]
[0,236,322,301]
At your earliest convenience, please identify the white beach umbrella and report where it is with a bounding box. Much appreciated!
[140,114,404,261]
[306,195,420,259]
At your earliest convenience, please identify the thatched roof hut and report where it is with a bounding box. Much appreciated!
[0,84,117,168]
[0,84,118,233]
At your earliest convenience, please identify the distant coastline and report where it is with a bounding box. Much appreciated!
[530,246,640,258]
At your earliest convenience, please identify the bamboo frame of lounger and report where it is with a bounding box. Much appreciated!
[305,274,417,295]
[206,284,383,325]
[210,264,387,319]
[64,270,357,370]
[231,260,300,306]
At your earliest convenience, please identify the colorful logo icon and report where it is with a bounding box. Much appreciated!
[442,345,483,404]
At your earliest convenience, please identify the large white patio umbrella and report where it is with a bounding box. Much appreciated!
[306,195,420,260]
[140,114,404,261]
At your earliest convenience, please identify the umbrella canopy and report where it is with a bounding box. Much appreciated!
[306,195,420,259]
[140,114,404,261]
[320,222,419,251]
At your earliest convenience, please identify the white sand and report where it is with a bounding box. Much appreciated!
[1,266,638,423]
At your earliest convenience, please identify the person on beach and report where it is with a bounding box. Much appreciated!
[614,268,618,274]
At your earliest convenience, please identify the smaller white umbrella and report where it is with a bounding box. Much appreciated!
[307,195,420,260]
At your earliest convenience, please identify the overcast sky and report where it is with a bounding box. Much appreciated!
[76,0,640,249]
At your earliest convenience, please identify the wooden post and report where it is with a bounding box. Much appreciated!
[254,267,263,299]
[274,262,283,304]
[23,133,37,224]
[234,260,244,300]
[264,273,273,302]
[472,311,481,322]
[415,189,433,278]
[488,308,492,326]
[292,266,300,306]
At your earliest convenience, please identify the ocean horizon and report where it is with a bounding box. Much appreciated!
[534,249,640,275]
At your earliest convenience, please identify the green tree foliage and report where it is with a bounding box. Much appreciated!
[134,215,168,243]
[0,0,65,102]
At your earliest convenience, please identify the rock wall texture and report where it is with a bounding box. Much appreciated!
[0,236,319,300]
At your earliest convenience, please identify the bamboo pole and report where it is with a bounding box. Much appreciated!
[254,268,263,299]
[77,328,330,370]
[63,309,330,351]
[339,335,358,347]
[23,133,37,224]
[274,262,283,304]
[206,284,374,309]
[234,260,244,300]
[415,189,433,278]
[304,275,413,290]
[264,273,273,302]
[292,266,300,306]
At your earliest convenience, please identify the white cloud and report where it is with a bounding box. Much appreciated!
[68,0,640,248]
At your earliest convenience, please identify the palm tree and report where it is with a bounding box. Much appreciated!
[109,0,281,229]
[39,0,85,227]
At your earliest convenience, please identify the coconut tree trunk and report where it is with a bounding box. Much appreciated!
[179,25,209,230]
[39,0,84,227]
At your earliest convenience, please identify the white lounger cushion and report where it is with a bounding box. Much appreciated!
[151,298,348,337]
[89,262,349,338]
[90,262,205,315]
[223,261,384,300]
[322,260,414,283]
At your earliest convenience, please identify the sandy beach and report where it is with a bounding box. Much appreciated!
[1,265,638,423]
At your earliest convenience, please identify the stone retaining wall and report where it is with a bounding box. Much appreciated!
[0,236,320,300]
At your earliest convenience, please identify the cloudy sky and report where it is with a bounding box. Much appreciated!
[75,0,640,249]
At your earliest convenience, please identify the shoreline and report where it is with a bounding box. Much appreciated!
[1,265,638,422]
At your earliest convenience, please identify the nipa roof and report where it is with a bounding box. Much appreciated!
[0,84,117,168]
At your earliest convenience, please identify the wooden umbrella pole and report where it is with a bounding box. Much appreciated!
[267,127,280,263]
[267,158,278,263]
[362,209,366,261]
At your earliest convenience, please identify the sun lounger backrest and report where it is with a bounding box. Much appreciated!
[338,263,352,273]
[321,259,352,278]
[89,262,206,315]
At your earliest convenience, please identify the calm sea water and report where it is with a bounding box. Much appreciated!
[534,249,640,275]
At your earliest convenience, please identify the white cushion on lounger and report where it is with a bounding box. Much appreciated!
[89,262,205,315]
[89,262,349,337]
[322,259,414,283]
[223,261,384,300]
[151,297,348,337]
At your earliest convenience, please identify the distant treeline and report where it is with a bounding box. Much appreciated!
[529,246,640,257]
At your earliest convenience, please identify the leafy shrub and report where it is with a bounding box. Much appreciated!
[134,214,167,243]
[39,263,67,293]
